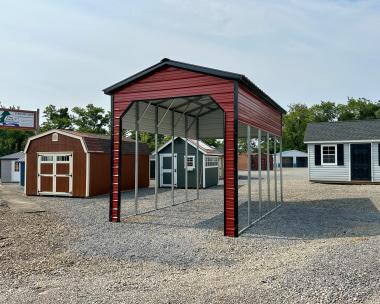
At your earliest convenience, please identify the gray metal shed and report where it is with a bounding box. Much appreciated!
[0,151,24,183]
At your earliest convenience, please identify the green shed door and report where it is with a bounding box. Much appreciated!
[160,154,177,187]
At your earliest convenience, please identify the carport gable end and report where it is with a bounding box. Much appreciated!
[104,58,285,237]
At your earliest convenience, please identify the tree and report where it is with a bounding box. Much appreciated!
[337,98,380,121]
[40,105,73,132]
[309,101,337,122]
[282,103,311,152]
[72,104,110,134]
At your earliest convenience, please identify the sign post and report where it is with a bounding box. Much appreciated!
[0,108,39,132]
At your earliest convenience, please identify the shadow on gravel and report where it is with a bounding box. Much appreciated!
[240,198,380,239]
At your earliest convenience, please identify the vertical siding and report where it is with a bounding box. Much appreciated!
[237,85,282,136]
[25,133,87,197]
[308,144,350,181]
[371,143,380,182]
[111,66,237,236]
[0,160,12,183]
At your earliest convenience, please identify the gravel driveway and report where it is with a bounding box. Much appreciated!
[0,168,379,303]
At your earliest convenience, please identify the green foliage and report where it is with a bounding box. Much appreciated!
[72,104,110,134]
[40,105,73,132]
[282,103,311,151]
[282,97,380,152]
[129,131,168,152]
[0,129,33,157]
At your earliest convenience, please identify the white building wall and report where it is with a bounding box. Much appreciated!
[371,143,380,182]
[308,144,350,182]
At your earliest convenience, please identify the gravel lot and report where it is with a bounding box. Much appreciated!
[0,168,379,303]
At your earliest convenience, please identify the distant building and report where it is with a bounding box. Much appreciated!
[152,137,222,188]
[0,151,24,183]
[274,150,308,168]
[305,120,380,183]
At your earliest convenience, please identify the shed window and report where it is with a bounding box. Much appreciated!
[205,156,219,168]
[322,145,336,165]
[14,162,20,172]
[184,156,195,170]
[41,155,53,162]
[57,155,70,162]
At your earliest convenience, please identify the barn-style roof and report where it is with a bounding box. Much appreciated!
[103,58,286,114]
[24,129,150,155]
[304,119,380,143]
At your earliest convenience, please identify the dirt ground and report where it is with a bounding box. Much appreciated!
[0,168,379,304]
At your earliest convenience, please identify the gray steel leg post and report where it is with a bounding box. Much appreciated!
[274,137,278,205]
[154,106,158,209]
[258,128,262,217]
[196,117,200,199]
[185,115,188,202]
[267,133,270,202]
[247,125,251,225]
[280,136,283,204]
[134,103,139,215]
[171,110,175,206]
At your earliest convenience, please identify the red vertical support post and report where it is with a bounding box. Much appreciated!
[224,82,239,237]
[110,98,122,222]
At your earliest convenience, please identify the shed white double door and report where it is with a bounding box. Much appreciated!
[160,154,177,187]
[37,153,73,196]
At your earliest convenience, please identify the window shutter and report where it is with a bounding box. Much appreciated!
[378,144,380,165]
[337,144,344,166]
[315,145,321,165]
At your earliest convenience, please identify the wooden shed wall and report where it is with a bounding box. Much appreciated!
[25,133,87,197]
[90,153,149,196]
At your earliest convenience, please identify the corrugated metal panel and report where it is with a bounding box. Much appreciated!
[308,144,350,181]
[111,66,236,236]
[237,85,282,136]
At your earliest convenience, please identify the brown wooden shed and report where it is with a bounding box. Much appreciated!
[24,129,149,197]
[238,153,273,171]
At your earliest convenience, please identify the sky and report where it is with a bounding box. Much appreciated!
[0,0,379,114]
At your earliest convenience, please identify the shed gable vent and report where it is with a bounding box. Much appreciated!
[52,133,59,142]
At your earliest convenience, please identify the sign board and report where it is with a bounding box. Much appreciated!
[0,108,38,131]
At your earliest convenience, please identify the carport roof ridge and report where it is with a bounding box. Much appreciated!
[304,119,380,142]
[103,58,286,114]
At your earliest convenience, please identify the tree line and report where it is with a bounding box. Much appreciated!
[0,104,110,157]
[1,97,379,157]
[282,97,380,152]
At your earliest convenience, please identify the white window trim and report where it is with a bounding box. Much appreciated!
[184,155,195,170]
[321,144,337,166]
[205,156,219,168]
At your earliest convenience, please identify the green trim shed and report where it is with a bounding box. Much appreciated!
[153,137,222,188]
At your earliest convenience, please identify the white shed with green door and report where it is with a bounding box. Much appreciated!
[153,137,222,188]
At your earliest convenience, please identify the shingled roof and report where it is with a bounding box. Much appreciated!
[24,129,150,155]
[304,120,380,142]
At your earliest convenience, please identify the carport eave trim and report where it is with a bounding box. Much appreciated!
[102,58,286,114]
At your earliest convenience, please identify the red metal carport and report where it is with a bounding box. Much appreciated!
[104,58,285,237]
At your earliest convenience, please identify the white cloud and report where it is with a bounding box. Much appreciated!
[0,0,379,113]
